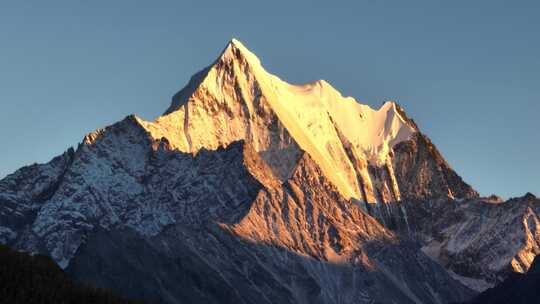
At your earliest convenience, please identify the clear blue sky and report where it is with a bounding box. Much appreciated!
[0,1,538,198]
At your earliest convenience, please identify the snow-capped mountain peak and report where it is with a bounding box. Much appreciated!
[143,39,420,200]
[4,39,534,304]
[221,38,263,66]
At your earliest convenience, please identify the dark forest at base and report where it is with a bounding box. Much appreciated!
[0,244,144,304]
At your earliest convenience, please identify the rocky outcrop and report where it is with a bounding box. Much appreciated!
[404,194,540,290]
[0,148,74,244]
[392,133,478,201]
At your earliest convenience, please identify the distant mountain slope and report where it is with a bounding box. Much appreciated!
[405,193,540,290]
[0,244,143,304]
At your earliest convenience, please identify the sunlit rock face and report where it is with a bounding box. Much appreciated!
[0,39,537,303]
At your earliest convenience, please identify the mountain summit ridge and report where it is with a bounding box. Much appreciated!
[138,39,459,203]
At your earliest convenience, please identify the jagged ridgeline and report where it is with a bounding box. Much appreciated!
[0,39,538,304]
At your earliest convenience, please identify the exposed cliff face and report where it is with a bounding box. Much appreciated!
[392,133,479,201]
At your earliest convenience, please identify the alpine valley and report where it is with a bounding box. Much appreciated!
[1,39,538,304]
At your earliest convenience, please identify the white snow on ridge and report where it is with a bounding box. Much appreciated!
[228,38,415,164]
[140,39,416,199]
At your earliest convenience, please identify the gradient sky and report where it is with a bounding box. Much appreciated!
[0,1,538,198]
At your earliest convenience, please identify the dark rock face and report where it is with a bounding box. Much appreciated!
[392,133,478,202]
[464,255,540,304]
[356,131,479,234]
[530,255,540,274]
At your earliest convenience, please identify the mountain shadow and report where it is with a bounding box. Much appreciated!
[462,255,540,304]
